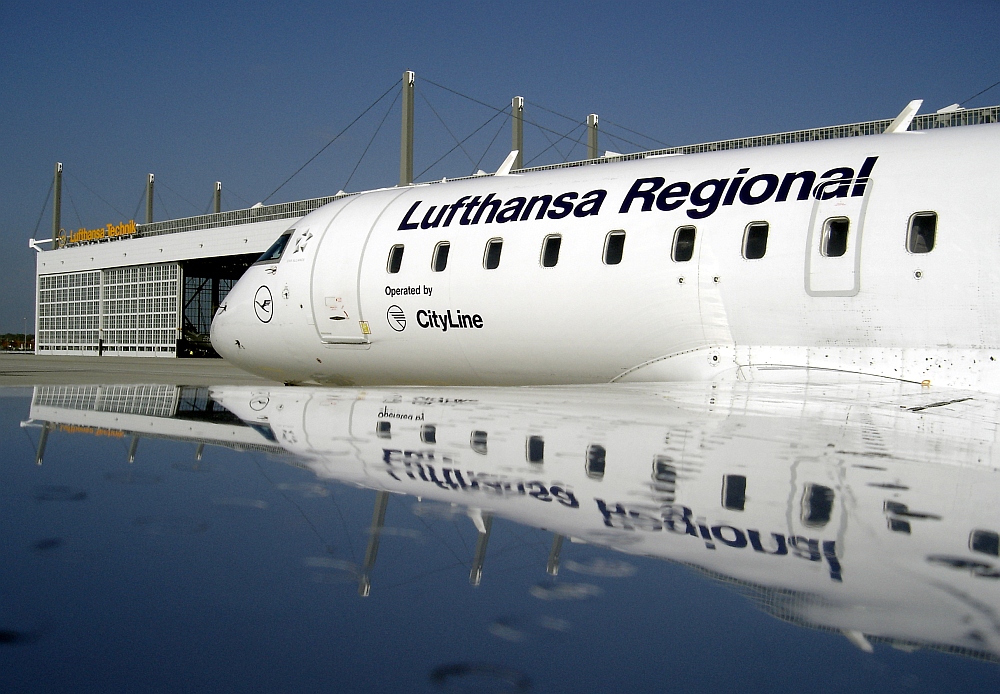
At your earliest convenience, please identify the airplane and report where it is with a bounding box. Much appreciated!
[209,101,1000,390]
[23,379,1000,661]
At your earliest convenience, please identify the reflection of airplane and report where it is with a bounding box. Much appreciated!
[25,380,1000,661]
[213,380,1000,661]
[210,107,1000,389]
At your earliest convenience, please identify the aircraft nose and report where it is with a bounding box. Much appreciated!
[209,300,238,360]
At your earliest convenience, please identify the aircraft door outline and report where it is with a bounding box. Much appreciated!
[804,180,873,297]
[310,190,410,345]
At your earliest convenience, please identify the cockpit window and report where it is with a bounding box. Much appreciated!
[255,231,293,264]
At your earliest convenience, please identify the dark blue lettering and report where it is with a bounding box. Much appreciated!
[521,195,552,220]
[711,524,748,548]
[776,171,816,202]
[823,540,842,582]
[420,205,448,229]
[748,529,788,555]
[573,189,607,217]
[687,179,729,219]
[655,182,690,211]
[496,197,526,223]
[851,156,878,197]
[547,192,578,219]
[459,196,483,225]
[739,174,779,205]
[443,196,470,226]
[551,486,579,508]
[722,169,749,206]
[789,536,822,561]
[814,168,854,199]
[619,177,664,213]
[473,193,502,224]
[398,201,421,230]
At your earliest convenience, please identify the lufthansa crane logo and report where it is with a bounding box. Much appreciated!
[254,286,273,323]
[387,305,406,331]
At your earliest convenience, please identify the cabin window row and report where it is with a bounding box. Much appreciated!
[744,210,938,260]
[387,230,659,274]
[387,231,628,273]
[383,211,938,273]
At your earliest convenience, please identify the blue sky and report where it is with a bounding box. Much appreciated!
[2,0,998,332]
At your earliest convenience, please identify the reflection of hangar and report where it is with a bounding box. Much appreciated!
[24,384,284,463]
[30,99,1000,357]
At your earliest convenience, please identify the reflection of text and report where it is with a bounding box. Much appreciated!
[382,449,579,507]
[597,499,842,582]
[58,424,124,438]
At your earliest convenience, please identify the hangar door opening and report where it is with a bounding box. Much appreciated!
[179,254,259,357]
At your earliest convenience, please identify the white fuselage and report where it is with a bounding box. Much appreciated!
[211,124,1000,388]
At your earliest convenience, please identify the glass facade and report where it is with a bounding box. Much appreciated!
[37,263,180,356]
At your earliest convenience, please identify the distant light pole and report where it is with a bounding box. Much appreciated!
[23,317,26,352]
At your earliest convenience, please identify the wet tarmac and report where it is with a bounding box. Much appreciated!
[0,354,277,386]
[3,378,999,692]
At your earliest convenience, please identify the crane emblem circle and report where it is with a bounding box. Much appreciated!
[387,305,406,331]
[254,286,273,323]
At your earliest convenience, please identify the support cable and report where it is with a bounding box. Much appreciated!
[156,189,170,220]
[343,88,400,192]
[532,120,571,162]
[526,98,668,148]
[131,188,145,222]
[225,185,253,208]
[414,109,507,180]
[422,77,590,150]
[471,114,509,174]
[602,131,630,155]
[564,132,582,161]
[420,91,478,168]
[525,124,585,166]
[961,79,1000,106]
[262,79,401,203]
[31,179,54,237]
[65,187,83,228]
[67,171,128,218]
[158,179,201,214]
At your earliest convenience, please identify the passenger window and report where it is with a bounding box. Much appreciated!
[470,430,488,455]
[387,244,404,273]
[431,242,450,272]
[484,238,503,270]
[800,484,834,527]
[603,231,625,265]
[652,456,677,501]
[376,421,391,439]
[970,529,1000,556]
[672,226,696,262]
[821,217,850,257]
[541,235,561,267]
[743,222,769,260]
[907,212,937,253]
[420,424,436,444]
[527,435,544,463]
[586,445,606,479]
[721,474,746,511]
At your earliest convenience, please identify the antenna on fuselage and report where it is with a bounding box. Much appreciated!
[495,150,519,176]
[884,99,923,134]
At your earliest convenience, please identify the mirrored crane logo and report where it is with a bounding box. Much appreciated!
[387,305,406,331]
[254,286,273,323]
